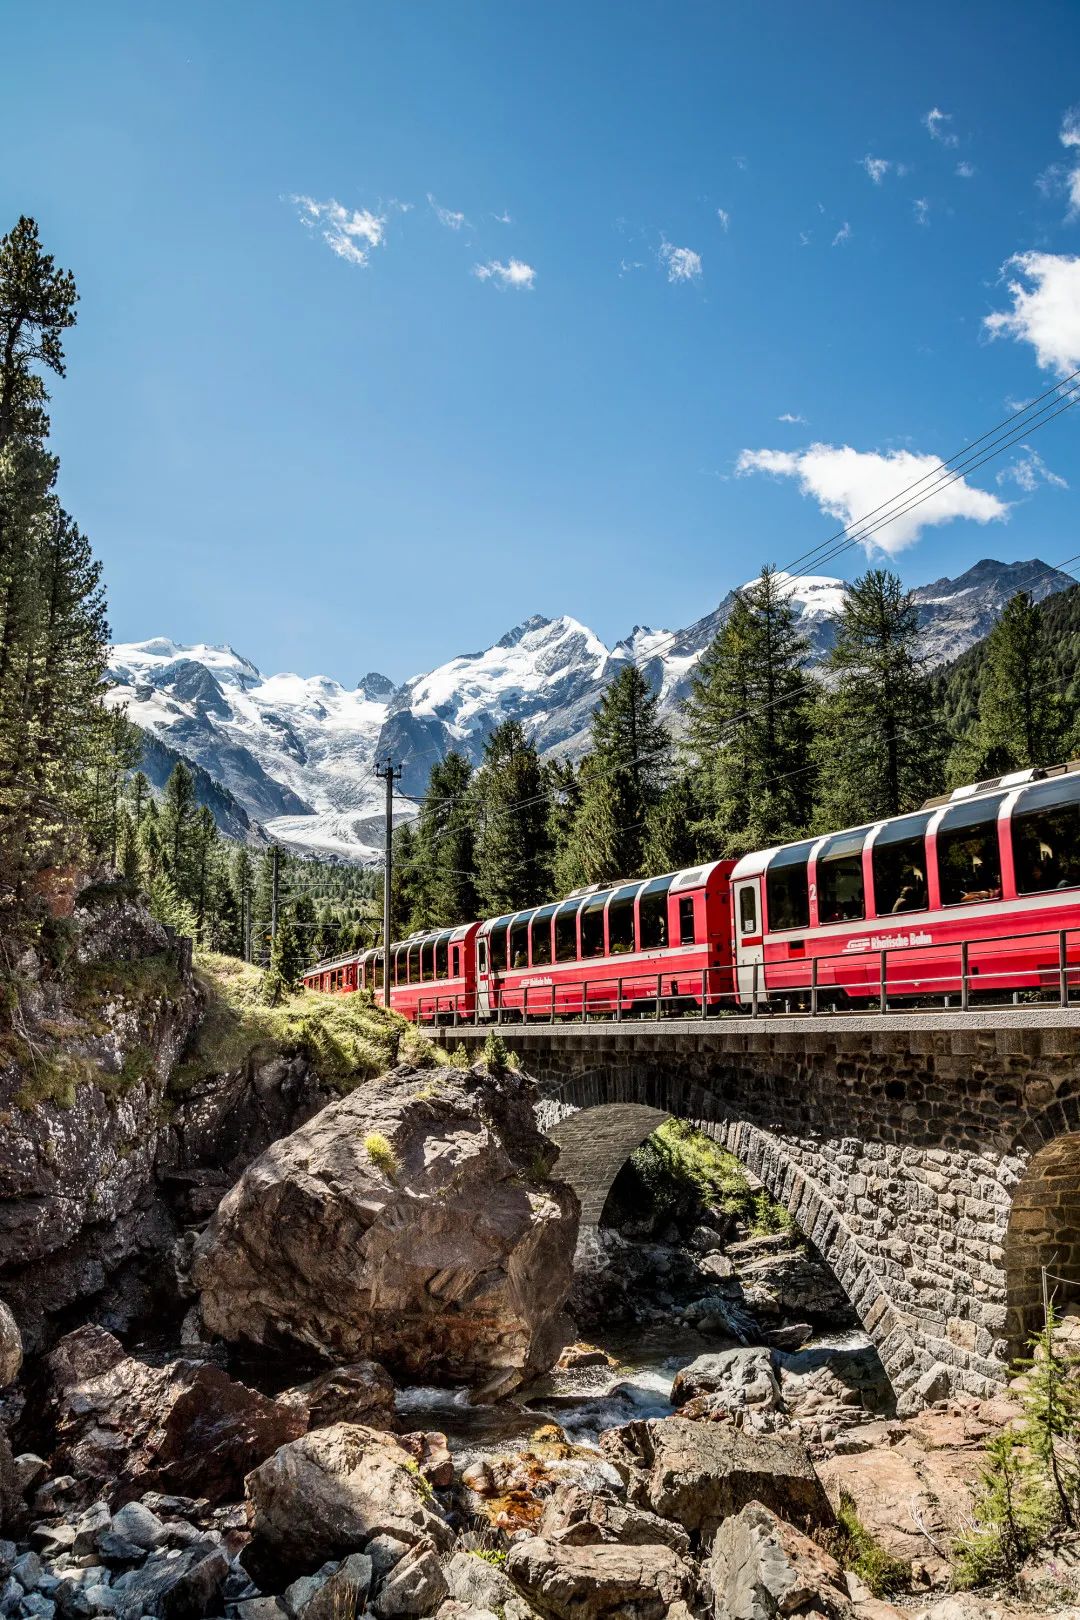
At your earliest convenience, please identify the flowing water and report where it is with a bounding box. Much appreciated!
[395,1323,872,1464]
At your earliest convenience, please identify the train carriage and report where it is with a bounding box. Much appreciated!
[730,762,1080,1008]
[472,861,736,1021]
[303,922,480,1020]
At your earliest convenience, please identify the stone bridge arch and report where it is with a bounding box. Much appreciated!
[455,1009,1080,1409]
[540,1084,923,1409]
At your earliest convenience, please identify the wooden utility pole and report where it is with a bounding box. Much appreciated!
[374,759,402,1008]
[271,844,280,950]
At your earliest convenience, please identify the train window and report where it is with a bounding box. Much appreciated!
[510,916,530,970]
[435,932,451,979]
[608,886,638,955]
[372,952,384,991]
[872,813,930,915]
[406,943,419,983]
[418,941,433,982]
[1012,776,1080,894]
[816,829,870,924]
[765,842,813,932]
[580,893,607,958]
[639,877,672,949]
[477,938,488,974]
[554,901,580,962]
[452,946,461,977]
[739,886,758,934]
[530,906,556,966]
[679,896,696,946]
[489,920,510,973]
[937,795,1005,907]
[392,946,404,985]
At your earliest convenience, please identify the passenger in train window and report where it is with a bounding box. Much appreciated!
[890,862,925,913]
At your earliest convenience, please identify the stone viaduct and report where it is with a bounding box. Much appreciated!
[451,1008,1080,1413]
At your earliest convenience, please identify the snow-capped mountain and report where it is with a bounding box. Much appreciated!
[108,557,1073,860]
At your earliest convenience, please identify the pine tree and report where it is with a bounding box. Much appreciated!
[390,818,418,936]
[685,566,815,854]
[946,592,1063,786]
[250,848,276,965]
[0,218,120,944]
[263,910,305,1004]
[231,845,254,961]
[473,723,550,915]
[643,771,709,872]
[813,568,942,827]
[561,667,670,883]
[410,751,478,928]
[159,761,196,889]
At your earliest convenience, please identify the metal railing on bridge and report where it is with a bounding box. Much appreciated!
[414,921,1080,1027]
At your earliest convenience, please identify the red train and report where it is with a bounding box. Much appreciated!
[303,761,1080,1018]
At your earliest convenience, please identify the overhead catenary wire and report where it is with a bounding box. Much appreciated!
[402,384,1080,831]
[403,543,1080,855]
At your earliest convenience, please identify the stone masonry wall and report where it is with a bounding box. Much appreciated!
[453,1010,1080,1409]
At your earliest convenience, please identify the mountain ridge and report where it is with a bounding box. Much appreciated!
[108,556,1074,861]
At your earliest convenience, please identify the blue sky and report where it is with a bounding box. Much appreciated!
[3,1,1080,684]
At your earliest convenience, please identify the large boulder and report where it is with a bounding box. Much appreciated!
[506,1536,691,1620]
[538,1484,690,1553]
[45,1325,305,1506]
[670,1349,781,1419]
[599,1418,831,1540]
[277,1361,397,1433]
[192,1068,578,1395]
[244,1423,452,1580]
[705,1501,852,1618]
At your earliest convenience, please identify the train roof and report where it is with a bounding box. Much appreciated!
[729,758,1080,884]
[476,861,728,933]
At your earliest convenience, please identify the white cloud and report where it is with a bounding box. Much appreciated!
[473,258,536,289]
[799,230,812,247]
[956,160,976,179]
[997,447,1068,493]
[735,442,1007,554]
[619,258,645,276]
[924,107,958,147]
[832,221,851,247]
[289,195,386,267]
[491,210,513,225]
[984,252,1080,375]
[734,155,748,170]
[913,197,930,226]
[862,155,890,184]
[717,208,731,230]
[428,193,467,230]
[1059,107,1080,217]
[660,240,703,282]
[778,412,807,424]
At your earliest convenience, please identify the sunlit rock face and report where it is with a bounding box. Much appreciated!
[192,1066,578,1397]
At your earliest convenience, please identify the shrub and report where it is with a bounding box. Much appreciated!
[483,1030,511,1072]
[748,1188,795,1237]
[363,1131,400,1177]
[447,1044,470,1069]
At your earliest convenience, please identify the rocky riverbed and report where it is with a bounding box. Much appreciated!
[3,914,1079,1620]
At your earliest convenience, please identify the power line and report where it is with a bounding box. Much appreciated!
[402,545,1080,853]
[402,389,1080,831]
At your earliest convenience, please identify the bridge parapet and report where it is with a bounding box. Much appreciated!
[447,1009,1080,1410]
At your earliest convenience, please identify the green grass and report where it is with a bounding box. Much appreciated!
[172,952,408,1093]
[829,1489,913,1597]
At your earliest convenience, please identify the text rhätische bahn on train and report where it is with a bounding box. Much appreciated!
[303,760,1080,1018]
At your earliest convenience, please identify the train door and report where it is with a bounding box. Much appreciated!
[734,878,764,1006]
[476,933,491,1019]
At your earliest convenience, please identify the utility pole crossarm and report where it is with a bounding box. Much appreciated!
[374,758,402,1009]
